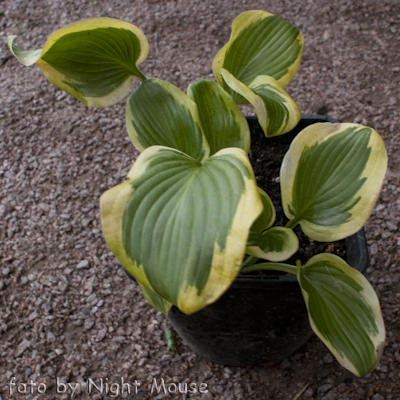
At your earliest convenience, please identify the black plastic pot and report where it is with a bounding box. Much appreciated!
[168,231,368,367]
[124,115,369,366]
[166,115,370,366]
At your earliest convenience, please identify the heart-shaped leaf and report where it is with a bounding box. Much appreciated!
[298,253,385,377]
[281,122,387,241]
[100,146,262,315]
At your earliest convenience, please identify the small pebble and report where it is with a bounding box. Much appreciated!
[318,384,333,396]
[337,383,346,393]
[96,328,107,342]
[77,260,89,269]
[323,353,334,364]
[322,390,338,400]
[370,243,378,255]
[213,385,223,394]
[84,319,95,330]
[28,311,38,321]
[386,221,397,231]
[81,218,92,227]
[38,203,50,212]
[16,339,31,357]
[304,388,314,398]
[86,293,97,303]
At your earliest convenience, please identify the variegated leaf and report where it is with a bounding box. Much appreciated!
[221,69,301,137]
[298,254,385,377]
[247,227,298,262]
[249,188,275,234]
[126,78,209,162]
[213,10,303,103]
[187,80,250,154]
[8,18,149,107]
[100,146,262,315]
[7,36,42,66]
[281,123,388,241]
[138,282,172,316]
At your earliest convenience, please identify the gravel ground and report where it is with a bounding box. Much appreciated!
[1,0,400,399]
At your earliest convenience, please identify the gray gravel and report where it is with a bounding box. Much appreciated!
[1,0,400,399]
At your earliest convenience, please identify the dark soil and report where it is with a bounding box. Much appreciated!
[247,116,347,269]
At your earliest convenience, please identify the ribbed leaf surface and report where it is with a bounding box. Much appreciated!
[187,80,250,154]
[298,254,385,377]
[126,78,209,162]
[9,18,149,107]
[224,15,301,83]
[101,146,262,314]
[252,85,288,136]
[221,70,300,137]
[42,27,145,97]
[281,123,387,241]
[213,10,303,102]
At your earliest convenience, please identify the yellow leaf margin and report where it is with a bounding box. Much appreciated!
[298,254,385,377]
[246,227,299,262]
[101,146,263,315]
[36,18,149,108]
[281,122,388,241]
[213,10,304,89]
[221,69,301,137]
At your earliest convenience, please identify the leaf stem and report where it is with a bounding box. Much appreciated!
[241,255,259,268]
[241,262,298,275]
[285,217,300,230]
[163,319,178,355]
[137,70,147,82]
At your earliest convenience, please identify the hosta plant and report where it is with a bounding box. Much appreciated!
[8,10,387,377]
